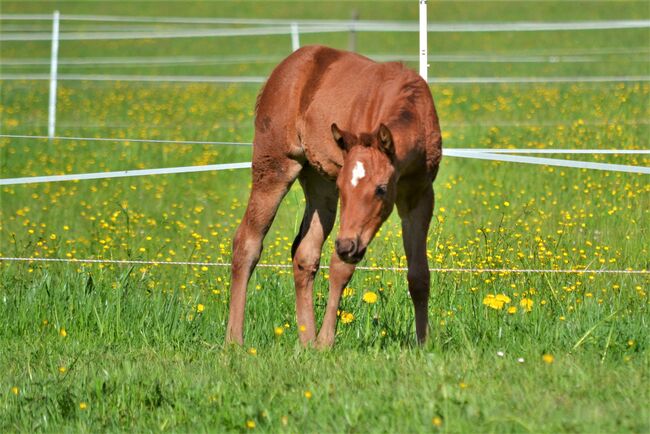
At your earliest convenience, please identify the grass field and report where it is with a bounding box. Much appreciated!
[1,1,649,432]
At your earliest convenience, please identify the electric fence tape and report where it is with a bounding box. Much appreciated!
[1,133,648,185]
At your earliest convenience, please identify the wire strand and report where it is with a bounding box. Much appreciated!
[1,257,647,275]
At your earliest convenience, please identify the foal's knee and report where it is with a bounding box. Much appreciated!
[293,238,322,280]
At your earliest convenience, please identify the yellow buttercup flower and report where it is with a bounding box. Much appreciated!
[542,354,554,364]
[340,311,355,324]
[496,294,512,304]
[274,326,284,336]
[520,298,534,312]
[362,291,378,304]
[246,420,256,429]
[196,303,205,313]
[482,294,511,310]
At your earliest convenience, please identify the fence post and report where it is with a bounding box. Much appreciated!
[291,22,300,52]
[348,9,359,52]
[419,0,428,82]
[48,10,60,139]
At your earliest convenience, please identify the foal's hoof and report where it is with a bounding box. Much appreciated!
[314,336,335,350]
[224,333,244,347]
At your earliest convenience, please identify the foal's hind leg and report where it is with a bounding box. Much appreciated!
[397,184,434,344]
[225,157,302,345]
[291,168,338,346]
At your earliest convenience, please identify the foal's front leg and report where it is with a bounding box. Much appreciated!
[292,208,334,345]
[292,171,338,346]
[315,252,355,348]
[397,184,434,344]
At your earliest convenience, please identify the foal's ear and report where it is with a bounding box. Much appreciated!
[331,123,353,151]
[377,123,395,156]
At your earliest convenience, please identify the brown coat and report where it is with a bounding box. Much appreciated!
[227,45,443,347]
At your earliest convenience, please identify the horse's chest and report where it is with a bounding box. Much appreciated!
[301,135,343,181]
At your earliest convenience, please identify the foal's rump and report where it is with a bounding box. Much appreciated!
[253,46,370,175]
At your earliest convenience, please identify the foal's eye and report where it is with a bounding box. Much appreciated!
[375,185,388,197]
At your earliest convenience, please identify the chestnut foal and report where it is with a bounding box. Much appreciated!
[226,46,442,348]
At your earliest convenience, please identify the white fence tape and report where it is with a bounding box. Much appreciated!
[0,162,251,186]
[1,14,648,30]
[2,73,649,85]
[445,150,650,174]
[1,14,648,38]
[427,76,650,84]
[7,118,650,129]
[371,52,649,64]
[3,13,649,29]
[2,133,649,155]
[0,54,282,66]
[0,134,252,147]
[447,119,650,127]
[1,151,647,186]
[0,256,647,275]
[0,73,267,83]
[4,48,648,67]
[0,54,612,67]
[0,134,647,185]
[0,25,349,42]
[468,148,650,155]
[3,21,650,42]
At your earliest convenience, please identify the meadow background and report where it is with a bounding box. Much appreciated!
[1,0,649,432]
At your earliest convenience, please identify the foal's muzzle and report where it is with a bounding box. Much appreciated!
[335,237,366,264]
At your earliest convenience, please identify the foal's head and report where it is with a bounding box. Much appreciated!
[331,123,398,264]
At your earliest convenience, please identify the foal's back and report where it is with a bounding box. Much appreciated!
[254,45,437,179]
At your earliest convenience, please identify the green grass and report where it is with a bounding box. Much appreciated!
[1,1,649,432]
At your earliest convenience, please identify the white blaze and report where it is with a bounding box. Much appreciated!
[351,161,366,187]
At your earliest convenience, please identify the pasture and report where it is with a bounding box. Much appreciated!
[0,1,648,432]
